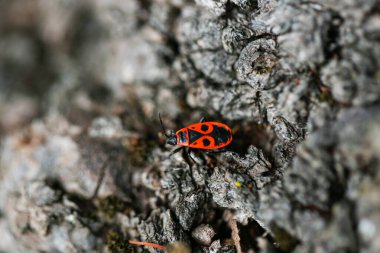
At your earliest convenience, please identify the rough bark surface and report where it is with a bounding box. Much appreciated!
[0,0,379,253]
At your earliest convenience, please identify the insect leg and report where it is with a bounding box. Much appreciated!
[184,148,199,187]
[205,148,226,154]
[186,148,197,164]
[169,146,183,157]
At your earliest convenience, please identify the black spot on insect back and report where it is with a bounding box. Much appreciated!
[202,138,210,147]
[201,124,209,131]
[210,125,231,145]
[188,129,203,144]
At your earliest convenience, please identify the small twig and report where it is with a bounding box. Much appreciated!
[128,240,165,251]
[228,216,243,253]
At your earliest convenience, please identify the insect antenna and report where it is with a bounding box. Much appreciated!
[158,112,170,137]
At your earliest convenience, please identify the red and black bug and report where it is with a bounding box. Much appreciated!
[159,114,233,153]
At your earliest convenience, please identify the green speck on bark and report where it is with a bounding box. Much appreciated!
[272,225,300,252]
[98,196,128,218]
[106,230,134,253]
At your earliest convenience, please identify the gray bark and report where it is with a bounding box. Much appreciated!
[0,0,379,253]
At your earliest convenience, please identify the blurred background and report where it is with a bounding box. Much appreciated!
[1,0,380,253]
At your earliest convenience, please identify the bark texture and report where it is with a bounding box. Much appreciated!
[0,0,379,253]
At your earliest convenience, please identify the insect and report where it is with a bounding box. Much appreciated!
[159,114,233,156]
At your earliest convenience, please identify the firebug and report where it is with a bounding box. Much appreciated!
[159,114,233,157]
